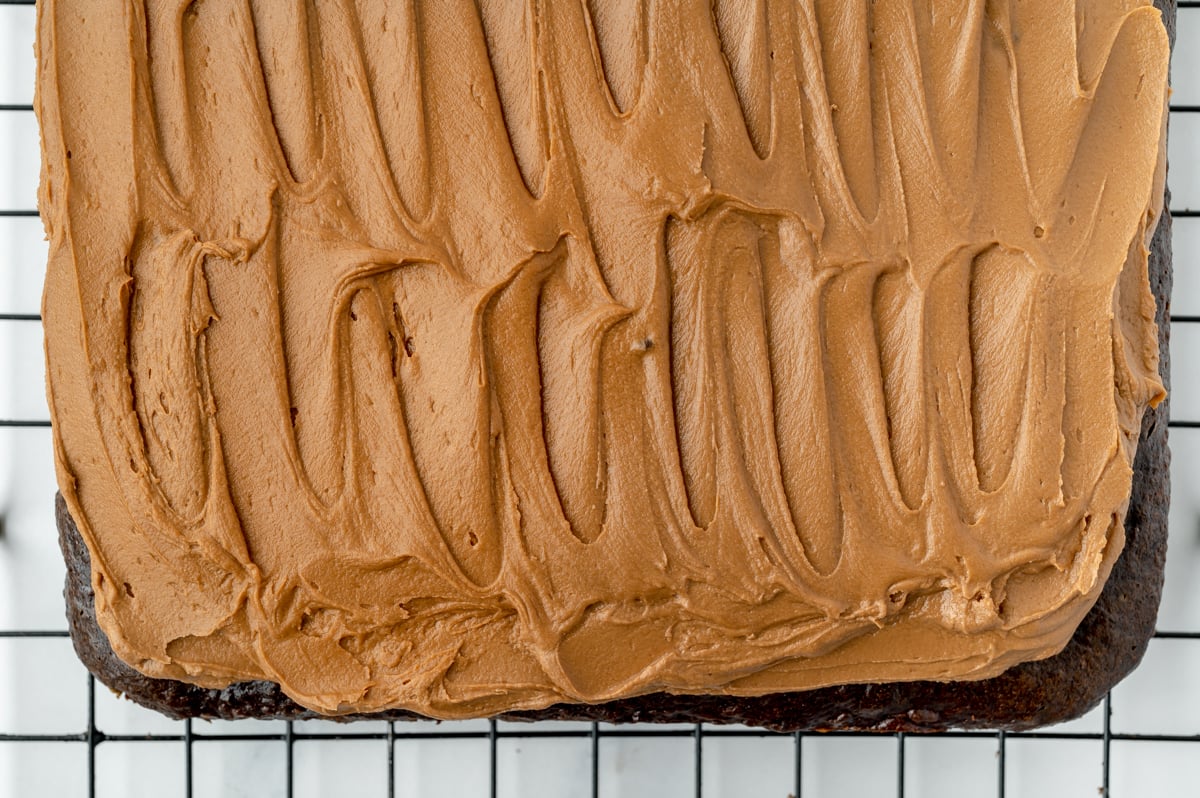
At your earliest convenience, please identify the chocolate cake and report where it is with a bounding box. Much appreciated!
[40,0,1173,730]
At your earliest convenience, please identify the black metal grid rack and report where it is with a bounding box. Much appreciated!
[2,0,1199,795]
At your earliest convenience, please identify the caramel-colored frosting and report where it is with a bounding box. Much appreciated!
[38,0,1169,718]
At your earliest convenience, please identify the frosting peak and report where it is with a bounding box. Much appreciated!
[39,0,1169,718]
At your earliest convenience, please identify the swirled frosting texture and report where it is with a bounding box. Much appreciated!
[38,0,1169,717]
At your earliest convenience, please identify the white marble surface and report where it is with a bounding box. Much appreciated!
[1,4,1198,797]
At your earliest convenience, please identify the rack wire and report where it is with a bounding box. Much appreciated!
[2,1,1199,796]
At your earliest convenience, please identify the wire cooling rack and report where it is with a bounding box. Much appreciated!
[3,1,1200,796]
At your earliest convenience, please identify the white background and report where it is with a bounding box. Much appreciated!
[0,4,1198,797]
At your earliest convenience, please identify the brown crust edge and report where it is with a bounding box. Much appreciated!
[55,2,1175,732]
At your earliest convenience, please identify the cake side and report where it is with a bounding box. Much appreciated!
[45,0,1172,727]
